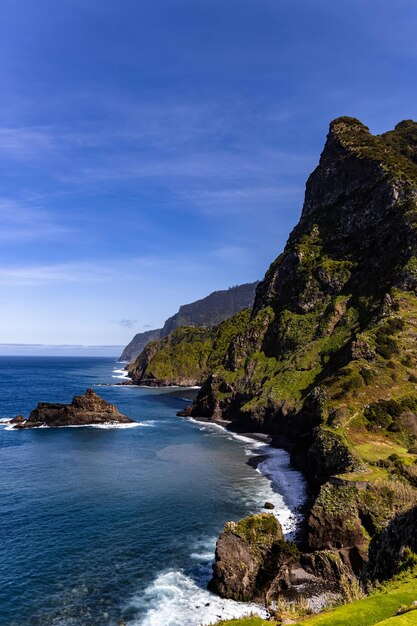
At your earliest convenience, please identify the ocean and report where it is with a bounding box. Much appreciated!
[0,356,306,626]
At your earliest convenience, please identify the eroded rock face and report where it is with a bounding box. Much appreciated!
[208,513,360,602]
[209,514,287,602]
[291,427,363,487]
[14,389,133,428]
[367,504,417,581]
[10,415,25,424]
[306,483,370,572]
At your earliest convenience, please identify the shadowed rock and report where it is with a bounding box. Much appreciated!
[14,388,133,428]
[209,513,290,602]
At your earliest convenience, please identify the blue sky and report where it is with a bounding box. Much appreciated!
[0,0,416,353]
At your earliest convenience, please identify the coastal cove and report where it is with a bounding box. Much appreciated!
[0,357,306,626]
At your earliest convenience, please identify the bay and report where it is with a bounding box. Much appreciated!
[0,356,305,626]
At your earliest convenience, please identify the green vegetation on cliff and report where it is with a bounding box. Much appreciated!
[128,118,417,611]
[186,117,417,605]
[127,308,251,386]
[189,117,417,493]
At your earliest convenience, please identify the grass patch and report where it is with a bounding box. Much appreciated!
[354,441,409,463]
[211,577,417,626]
[376,613,417,625]
[336,468,388,482]
[292,576,417,626]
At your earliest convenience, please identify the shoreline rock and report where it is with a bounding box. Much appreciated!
[12,388,134,429]
[209,513,355,605]
[209,514,287,602]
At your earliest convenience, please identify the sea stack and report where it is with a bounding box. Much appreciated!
[13,388,134,428]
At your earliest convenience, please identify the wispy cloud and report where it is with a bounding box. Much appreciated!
[0,254,210,287]
[117,318,137,329]
[211,245,252,264]
[0,198,72,242]
[0,127,54,160]
[181,184,304,214]
[0,99,312,236]
[0,262,107,286]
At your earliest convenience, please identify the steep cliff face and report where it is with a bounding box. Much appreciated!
[188,118,417,597]
[367,503,417,581]
[161,282,259,336]
[209,514,287,602]
[189,118,417,474]
[119,329,162,363]
[119,282,258,362]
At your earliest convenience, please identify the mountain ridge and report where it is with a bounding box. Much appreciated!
[119,282,258,362]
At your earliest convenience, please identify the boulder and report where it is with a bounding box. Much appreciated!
[209,513,292,602]
[10,415,25,424]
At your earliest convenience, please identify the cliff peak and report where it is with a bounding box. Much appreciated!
[319,116,417,185]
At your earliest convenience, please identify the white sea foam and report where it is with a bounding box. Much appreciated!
[189,536,217,562]
[188,417,307,536]
[3,422,22,431]
[129,417,307,625]
[127,570,266,626]
[89,422,143,429]
[3,421,144,431]
[57,421,143,429]
[112,368,132,381]
[256,447,307,532]
[139,419,170,427]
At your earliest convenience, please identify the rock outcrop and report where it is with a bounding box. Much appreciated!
[13,388,133,428]
[209,513,358,604]
[209,514,289,602]
[119,282,258,362]
[367,504,417,581]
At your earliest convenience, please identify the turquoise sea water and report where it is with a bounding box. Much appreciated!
[0,357,305,626]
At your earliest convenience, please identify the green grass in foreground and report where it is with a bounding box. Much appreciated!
[291,577,417,626]
[377,614,417,625]
[213,574,417,626]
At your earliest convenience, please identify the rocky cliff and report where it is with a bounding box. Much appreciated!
[127,309,250,386]
[161,282,259,336]
[190,118,417,441]
[119,282,258,362]
[210,513,356,604]
[185,117,417,598]
[119,329,162,363]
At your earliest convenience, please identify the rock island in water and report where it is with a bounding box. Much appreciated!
[10,388,135,429]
